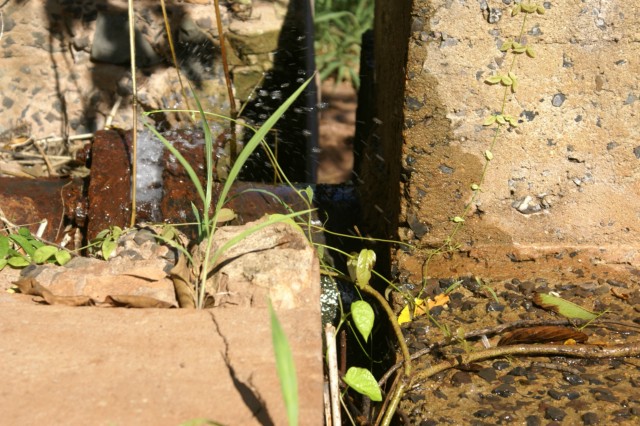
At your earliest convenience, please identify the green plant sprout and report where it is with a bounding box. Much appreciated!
[270,300,299,426]
[421,1,546,284]
[340,249,413,425]
[143,78,315,309]
[0,227,71,270]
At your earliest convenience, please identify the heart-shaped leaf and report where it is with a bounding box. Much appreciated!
[351,300,374,342]
[343,367,382,401]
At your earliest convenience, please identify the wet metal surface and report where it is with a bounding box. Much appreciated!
[0,177,83,244]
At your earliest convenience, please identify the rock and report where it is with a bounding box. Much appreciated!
[20,255,177,306]
[200,217,320,310]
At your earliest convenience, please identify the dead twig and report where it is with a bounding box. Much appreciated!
[410,341,640,387]
[378,318,640,386]
[324,323,341,426]
[33,140,57,177]
[104,95,122,129]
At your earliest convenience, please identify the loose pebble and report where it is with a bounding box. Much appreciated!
[590,388,618,403]
[477,367,497,383]
[451,371,472,387]
[492,360,510,371]
[581,412,599,425]
[563,372,584,386]
[545,406,567,421]
[525,415,542,426]
[473,409,494,418]
[492,383,516,397]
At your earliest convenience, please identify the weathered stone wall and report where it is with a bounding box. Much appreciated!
[369,0,640,284]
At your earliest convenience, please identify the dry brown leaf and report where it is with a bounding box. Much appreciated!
[12,277,43,295]
[498,326,588,346]
[14,278,94,306]
[103,295,175,308]
[169,254,196,308]
[39,292,95,307]
[610,287,630,301]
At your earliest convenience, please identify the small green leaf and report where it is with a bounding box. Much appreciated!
[513,46,527,54]
[536,5,546,14]
[512,42,523,50]
[343,367,382,402]
[485,150,494,161]
[500,41,513,52]
[451,216,465,223]
[483,115,497,126]
[508,71,516,80]
[511,78,519,92]
[8,233,35,257]
[351,300,375,342]
[348,249,376,287]
[533,293,598,321]
[215,208,236,224]
[94,229,110,240]
[521,3,537,13]
[161,225,176,240]
[302,186,314,204]
[470,183,480,191]
[506,115,519,127]
[33,246,58,264]
[101,239,117,260]
[512,4,521,16]
[0,258,7,271]
[0,235,9,258]
[8,255,30,267]
[526,46,536,58]
[356,249,376,286]
[496,115,507,125]
[55,250,72,266]
[485,75,502,84]
[106,226,122,242]
[501,75,513,85]
[18,227,31,238]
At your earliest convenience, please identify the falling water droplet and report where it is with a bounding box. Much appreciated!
[270,90,282,100]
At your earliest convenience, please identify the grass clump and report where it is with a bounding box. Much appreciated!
[314,0,373,88]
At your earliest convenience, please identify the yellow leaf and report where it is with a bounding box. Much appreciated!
[431,293,450,308]
[398,298,425,325]
[398,295,450,324]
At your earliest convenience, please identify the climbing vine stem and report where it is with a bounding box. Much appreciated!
[421,2,545,286]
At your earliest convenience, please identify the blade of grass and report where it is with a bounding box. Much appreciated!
[269,300,298,426]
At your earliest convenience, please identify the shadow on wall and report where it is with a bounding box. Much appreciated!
[238,0,318,184]
[9,0,317,183]
[7,0,213,138]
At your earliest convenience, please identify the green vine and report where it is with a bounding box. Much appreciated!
[421,2,546,285]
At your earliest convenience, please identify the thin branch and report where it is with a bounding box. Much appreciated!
[213,0,237,163]
[127,0,138,227]
[410,342,640,386]
[378,318,640,386]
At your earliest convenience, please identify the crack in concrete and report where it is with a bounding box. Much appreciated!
[208,311,274,426]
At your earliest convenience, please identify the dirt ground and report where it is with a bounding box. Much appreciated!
[394,276,640,425]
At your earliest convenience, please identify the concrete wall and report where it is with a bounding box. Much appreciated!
[367,0,640,284]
